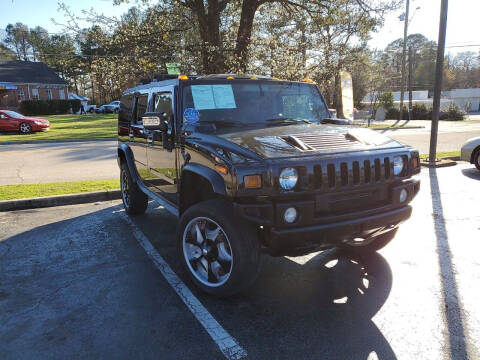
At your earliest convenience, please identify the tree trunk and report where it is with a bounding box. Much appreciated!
[235,0,260,73]
[190,0,226,73]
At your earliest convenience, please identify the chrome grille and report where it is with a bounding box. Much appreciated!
[313,156,394,189]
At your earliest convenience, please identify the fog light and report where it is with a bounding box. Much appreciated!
[283,207,298,223]
[399,189,408,203]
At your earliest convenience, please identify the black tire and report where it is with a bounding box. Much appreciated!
[19,122,32,134]
[473,148,480,171]
[339,227,398,254]
[177,199,261,297]
[89,108,95,113]
[120,162,148,215]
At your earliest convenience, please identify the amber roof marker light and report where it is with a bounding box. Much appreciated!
[178,74,189,80]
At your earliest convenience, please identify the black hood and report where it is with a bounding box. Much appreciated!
[214,123,405,160]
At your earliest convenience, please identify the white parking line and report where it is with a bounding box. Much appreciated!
[120,213,247,360]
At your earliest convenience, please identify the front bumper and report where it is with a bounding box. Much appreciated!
[234,178,420,255]
[460,146,474,163]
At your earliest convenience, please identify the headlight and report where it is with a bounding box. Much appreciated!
[279,167,298,190]
[393,156,405,176]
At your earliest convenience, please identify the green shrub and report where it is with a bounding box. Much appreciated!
[20,100,81,115]
[386,106,408,120]
[411,103,429,120]
[444,103,465,121]
[385,103,465,121]
[376,91,394,111]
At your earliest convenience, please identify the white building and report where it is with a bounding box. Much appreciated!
[362,88,480,112]
[443,88,480,112]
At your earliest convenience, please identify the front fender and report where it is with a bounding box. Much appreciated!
[118,144,140,184]
[181,163,227,196]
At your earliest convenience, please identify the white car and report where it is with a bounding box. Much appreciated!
[460,137,480,171]
[96,101,120,113]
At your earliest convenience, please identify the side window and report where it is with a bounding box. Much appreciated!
[134,94,148,124]
[153,92,173,118]
[119,94,133,125]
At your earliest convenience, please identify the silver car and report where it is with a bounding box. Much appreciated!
[460,137,480,171]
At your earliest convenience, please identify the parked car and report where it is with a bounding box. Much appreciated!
[96,101,120,113]
[460,137,480,171]
[117,74,421,297]
[0,110,50,134]
[86,104,97,113]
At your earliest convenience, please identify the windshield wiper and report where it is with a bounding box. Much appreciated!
[265,117,312,126]
[201,120,246,128]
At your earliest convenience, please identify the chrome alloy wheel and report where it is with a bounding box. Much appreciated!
[182,217,233,287]
[19,123,31,133]
[121,169,130,207]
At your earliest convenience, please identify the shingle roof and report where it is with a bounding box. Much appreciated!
[0,60,68,85]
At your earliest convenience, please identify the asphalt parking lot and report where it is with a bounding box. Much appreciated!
[1,164,479,360]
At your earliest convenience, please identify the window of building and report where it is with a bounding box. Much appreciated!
[32,88,39,100]
[18,87,25,100]
[59,89,65,100]
[47,89,53,100]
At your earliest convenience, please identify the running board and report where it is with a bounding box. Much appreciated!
[137,182,179,217]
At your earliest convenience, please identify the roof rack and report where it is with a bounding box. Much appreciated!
[196,74,272,80]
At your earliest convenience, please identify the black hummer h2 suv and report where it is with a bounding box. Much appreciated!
[117,74,420,296]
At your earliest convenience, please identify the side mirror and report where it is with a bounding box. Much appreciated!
[142,112,169,131]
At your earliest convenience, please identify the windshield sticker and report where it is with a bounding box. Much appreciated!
[191,85,216,110]
[211,85,236,109]
[183,108,200,123]
[191,85,237,110]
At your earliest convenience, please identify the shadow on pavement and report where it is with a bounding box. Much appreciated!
[126,204,398,359]
[429,168,468,360]
[220,249,396,360]
[461,167,480,180]
[0,204,223,360]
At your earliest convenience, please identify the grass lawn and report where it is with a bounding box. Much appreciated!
[364,124,423,130]
[420,151,460,159]
[0,179,119,201]
[0,113,117,142]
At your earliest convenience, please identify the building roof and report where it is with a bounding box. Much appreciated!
[69,93,89,101]
[0,60,68,85]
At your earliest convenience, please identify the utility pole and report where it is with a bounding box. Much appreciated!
[408,46,413,121]
[429,0,448,162]
[399,0,410,121]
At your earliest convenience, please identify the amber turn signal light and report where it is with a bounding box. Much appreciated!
[214,165,228,175]
[412,156,419,168]
[244,175,262,189]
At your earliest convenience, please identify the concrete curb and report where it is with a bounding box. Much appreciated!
[0,189,121,212]
[0,138,116,146]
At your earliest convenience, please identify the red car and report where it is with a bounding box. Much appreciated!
[0,110,50,134]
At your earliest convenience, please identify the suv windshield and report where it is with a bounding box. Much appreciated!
[182,81,329,129]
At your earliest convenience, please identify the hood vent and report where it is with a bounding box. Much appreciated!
[282,132,365,151]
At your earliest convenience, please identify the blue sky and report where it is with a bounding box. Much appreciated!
[1,0,133,32]
[2,0,479,55]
